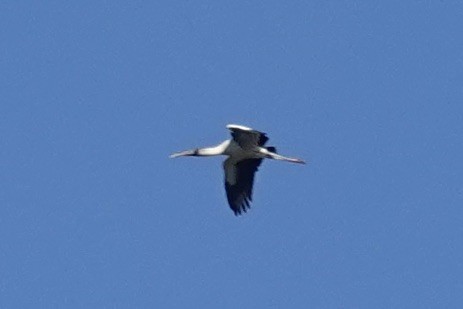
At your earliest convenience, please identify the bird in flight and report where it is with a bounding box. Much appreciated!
[170,124,305,215]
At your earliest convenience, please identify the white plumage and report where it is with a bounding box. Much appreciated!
[170,124,305,215]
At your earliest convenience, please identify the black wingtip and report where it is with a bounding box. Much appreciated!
[231,199,252,216]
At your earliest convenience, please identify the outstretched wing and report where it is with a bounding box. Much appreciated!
[223,157,263,215]
[227,124,268,150]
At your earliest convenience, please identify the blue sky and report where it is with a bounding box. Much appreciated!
[1,1,463,308]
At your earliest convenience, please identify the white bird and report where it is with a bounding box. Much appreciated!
[170,124,305,215]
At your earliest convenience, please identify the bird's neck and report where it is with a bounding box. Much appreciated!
[197,140,230,156]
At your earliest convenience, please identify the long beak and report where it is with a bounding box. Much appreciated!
[169,149,196,158]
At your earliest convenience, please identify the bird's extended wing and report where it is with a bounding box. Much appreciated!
[227,124,268,150]
[223,157,263,215]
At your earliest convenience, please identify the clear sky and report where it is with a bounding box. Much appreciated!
[1,1,462,308]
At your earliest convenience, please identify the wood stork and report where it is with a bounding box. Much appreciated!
[170,124,305,215]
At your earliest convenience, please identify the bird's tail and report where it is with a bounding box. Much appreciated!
[266,146,277,153]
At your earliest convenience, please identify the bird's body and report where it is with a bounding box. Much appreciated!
[170,124,305,215]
